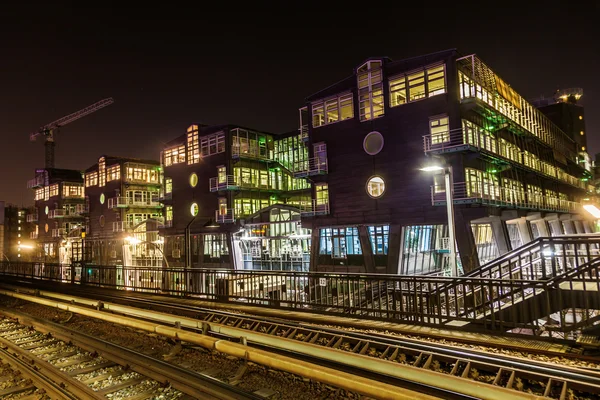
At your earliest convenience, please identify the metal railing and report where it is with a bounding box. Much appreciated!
[293,157,328,178]
[108,197,161,209]
[27,176,46,189]
[215,209,235,223]
[300,200,329,216]
[209,175,239,192]
[2,262,598,337]
[51,228,66,238]
[431,181,581,213]
[423,128,586,190]
[112,221,135,232]
[26,213,38,223]
[299,124,309,141]
[48,209,66,219]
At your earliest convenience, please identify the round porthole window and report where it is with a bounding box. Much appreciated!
[190,202,199,217]
[44,223,49,233]
[44,206,49,215]
[99,215,105,228]
[363,131,384,155]
[189,173,198,188]
[366,176,385,198]
[100,193,105,205]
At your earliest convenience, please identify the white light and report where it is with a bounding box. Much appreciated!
[542,250,554,257]
[420,166,444,172]
[126,236,141,245]
[583,204,600,219]
[153,239,164,244]
[20,245,34,249]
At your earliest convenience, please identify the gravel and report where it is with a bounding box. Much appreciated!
[0,297,364,399]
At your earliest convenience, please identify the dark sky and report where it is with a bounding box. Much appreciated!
[1,2,599,205]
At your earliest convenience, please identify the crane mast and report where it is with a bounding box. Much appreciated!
[30,98,114,168]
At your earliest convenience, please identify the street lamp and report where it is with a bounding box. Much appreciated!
[124,236,170,268]
[419,165,458,276]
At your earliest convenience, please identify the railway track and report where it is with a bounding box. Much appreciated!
[3,283,600,399]
[0,316,262,400]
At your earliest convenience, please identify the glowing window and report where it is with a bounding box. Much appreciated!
[430,116,450,144]
[44,223,49,233]
[189,173,198,188]
[366,176,385,198]
[579,116,583,120]
[99,215,105,228]
[100,193,105,204]
[190,203,199,217]
[357,60,384,121]
[580,131,584,136]
[45,206,49,215]
[311,93,354,128]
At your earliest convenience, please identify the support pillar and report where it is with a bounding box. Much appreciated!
[516,218,532,245]
[226,232,236,269]
[489,216,510,256]
[386,224,402,275]
[455,210,480,273]
[309,228,320,272]
[358,225,375,274]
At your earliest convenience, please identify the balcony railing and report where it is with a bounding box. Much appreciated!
[215,209,235,223]
[52,228,66,238]
[232,145,270,161]
[431,182,581,213]
[293,157,328,178]
[112,221,135,232]
[26,214,38,223]
[300,201,330,217]
[108,197,161,209]
[423,128,587,191]
[159,192,172,201]
[48,209,66,219]
[27,176,45,189]
[209,175,239,192]
[29,232,38,239]
[300,124,309,141]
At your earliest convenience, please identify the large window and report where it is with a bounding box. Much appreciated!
[165,178,172,194]
[164,145,185,166]
[389,63,446,107]
[315,183,329,206]
[187,125,199,164]
[320,227,361,258]
[106,165,120,182]
[49,184,59,198]
[369,225,389,255]
[430,115,449,144]
[200,132,225,157]
[85,171,98,187]
[312,93,354,128]
[166,205,173,222]
[357,60,384,121]
[366,176,385,198]
[63,185,84,198]
[204,234,229,258]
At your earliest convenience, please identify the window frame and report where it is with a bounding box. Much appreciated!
[389,62,447,108]
[311,92,354,128]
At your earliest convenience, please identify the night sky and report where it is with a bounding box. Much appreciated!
[1,3,599,205]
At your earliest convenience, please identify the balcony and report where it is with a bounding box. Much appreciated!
[300,201,330,217]
[231,145,270,161]
[112,221,135,232]
[108,196,162,209]
[29,232,38,239]
[293,157,328,178]
[26,213,38,223]
[48,209,66,219]
[422,128,587,191]
[431,182,581,213]
[215,209,235,223]
[52,228,66,238]
[27,176,45,189]
[209,175,239,192]
[300,124,309,142]
[159,192,172,201]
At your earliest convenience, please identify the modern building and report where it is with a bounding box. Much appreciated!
[0,202,34,261]
[160,124,312,270]
[83,156,163,267]
[27,168,86,264]
[297,49,594,275]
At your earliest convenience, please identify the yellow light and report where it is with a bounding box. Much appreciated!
[581,131,584,135]
[582,146,586,151]
[579,116,583,120]
[583,204,600,218]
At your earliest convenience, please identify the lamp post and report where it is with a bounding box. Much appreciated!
[420,165,458,276]
[125,236,170,268]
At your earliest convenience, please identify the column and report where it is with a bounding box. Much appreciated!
[455,210,480,273]
[358,225,376,273]
[386,224,402,275]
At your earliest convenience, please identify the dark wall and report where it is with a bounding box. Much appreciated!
[86,178,121,237]
[539,103,587,151]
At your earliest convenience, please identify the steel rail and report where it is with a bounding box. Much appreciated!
[0,307,262,400]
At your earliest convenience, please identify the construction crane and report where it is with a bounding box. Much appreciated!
[30,98,114,168]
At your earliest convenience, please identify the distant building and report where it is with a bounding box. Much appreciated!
[83,156,163,267]
[1,201,36,261]
[27,168,86,264]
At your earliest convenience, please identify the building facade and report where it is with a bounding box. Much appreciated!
[27,168,86,264]
[160,124,312,270]
[298,49,594,275]
[0,202,34,261]
[83,156,163,267]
